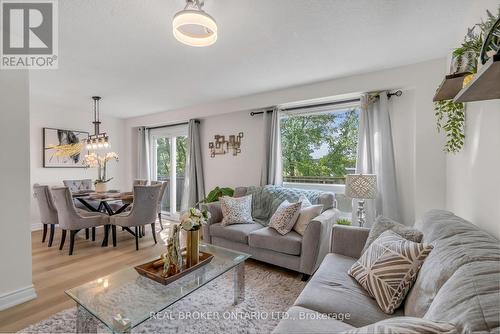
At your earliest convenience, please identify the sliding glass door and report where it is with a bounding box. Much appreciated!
[149,125,188,217]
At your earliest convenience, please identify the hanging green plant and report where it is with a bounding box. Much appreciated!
[434,100,466,153]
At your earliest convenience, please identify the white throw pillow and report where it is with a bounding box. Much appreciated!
[298,194,312,209]
[220,195,253,226]
[269,200,302,235]
[293,204,324,235]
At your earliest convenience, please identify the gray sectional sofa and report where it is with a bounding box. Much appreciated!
[273,210,500,333]
[202,185,339,276]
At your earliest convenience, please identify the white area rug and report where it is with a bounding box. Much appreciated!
[20,261,306,333]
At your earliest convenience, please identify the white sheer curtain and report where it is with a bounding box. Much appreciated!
[137,126,150,181]
[260,107,282,186]
[356,93,401,225]
[182,119,205,210]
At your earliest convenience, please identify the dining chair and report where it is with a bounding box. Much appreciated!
[151,180,168,230]
[63,179,94,193]
[51,187,109,255]
[33,184,58,247]
[133,179,148,186]
[109,184,162,250]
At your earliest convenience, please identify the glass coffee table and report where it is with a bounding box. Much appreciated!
[66,243,250,333]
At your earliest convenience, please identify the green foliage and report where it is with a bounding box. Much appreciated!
[156,136,187,179]
[336,218,352,226]
[453,5,500,71]
[434,100,465,153]
[281,109,359,181]
[204,186,234,203]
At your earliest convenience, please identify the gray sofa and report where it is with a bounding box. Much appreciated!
[274,210,500,333]
[202,186,339,276]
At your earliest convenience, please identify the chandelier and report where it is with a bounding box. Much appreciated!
[85,96,109,150]
[173,0,217,47]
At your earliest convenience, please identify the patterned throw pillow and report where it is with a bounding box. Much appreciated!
[298,194,312,208]
[348,230,433,314]
[293,204,324,236]
[342,317,456,334]
[362,215,423,254]
[269,200,302,235]
[220,195,253,226]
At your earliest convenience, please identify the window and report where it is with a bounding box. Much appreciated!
[149,125,188,216]
[280,104,360,186]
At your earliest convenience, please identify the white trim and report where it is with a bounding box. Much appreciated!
[31,223,42,231]
[0,285,37,311]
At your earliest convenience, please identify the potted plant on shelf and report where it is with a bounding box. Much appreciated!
[84,152,119,192]
[180,207,211,267]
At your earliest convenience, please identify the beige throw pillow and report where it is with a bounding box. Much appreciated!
[220,195,253,226]
[348,230,433,314]
[342,317,456,334]
[269,200,302,235]
[362,215,423,254]
[293,204,324,235]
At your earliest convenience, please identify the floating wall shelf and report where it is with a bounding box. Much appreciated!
[454,53,500,103]
[433,72,471,102]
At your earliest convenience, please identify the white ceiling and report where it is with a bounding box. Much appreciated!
[29,0,494,119]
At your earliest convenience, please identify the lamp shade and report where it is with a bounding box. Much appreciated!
[345,174,377,199]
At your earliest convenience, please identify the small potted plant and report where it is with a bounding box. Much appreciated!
[84,152,119,192]
[180,207,210,267]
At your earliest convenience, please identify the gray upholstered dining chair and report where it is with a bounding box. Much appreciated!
[150,180,168,230]
[63,179,94,193]
[51,187,109,255]
[133,179,148,186]
[109,184,162,250]
[33,184,58,247]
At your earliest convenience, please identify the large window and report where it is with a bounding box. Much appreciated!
[149,125,188,216]
[281,105,360,186]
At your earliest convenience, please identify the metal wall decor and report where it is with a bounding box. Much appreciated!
[209,132,244,158]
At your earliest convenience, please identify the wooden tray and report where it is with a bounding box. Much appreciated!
[134,251,214,285]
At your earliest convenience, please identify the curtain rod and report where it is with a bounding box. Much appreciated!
[146,120,199,130]
[249,90,403,116]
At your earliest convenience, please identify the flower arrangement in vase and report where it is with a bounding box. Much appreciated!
[84,152,118,192]
[180,207,211,267]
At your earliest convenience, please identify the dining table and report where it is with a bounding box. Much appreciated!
[71,191,135,247]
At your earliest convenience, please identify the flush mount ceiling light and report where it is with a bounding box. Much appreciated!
[173,0,217,47]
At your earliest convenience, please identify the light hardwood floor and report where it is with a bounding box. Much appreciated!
[0,221,177,333]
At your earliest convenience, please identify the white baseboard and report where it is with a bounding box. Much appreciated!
[31,223,42,231]
[0,285,37,311]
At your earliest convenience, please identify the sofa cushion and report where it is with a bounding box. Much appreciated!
[349,230,433,314]
[209,222,263,244]
[249,227,302,255]
[272,306,355,334]
[294,253,402,328]
[423,260,500,334]
[343,317,457,334]
[404,210,500,318]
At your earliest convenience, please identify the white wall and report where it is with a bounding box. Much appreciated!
[200,110,266,190]
[446,100,500,238]
[125,58,447,225]
[0,70,36,310]
[29,106,127,229]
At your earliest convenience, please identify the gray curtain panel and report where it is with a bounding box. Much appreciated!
[260,107,283,186]
[137,126,150,181]
[182,119,206,210]
[356,93,401,225]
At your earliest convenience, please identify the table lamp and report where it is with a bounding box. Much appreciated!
[345,174,377,227]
